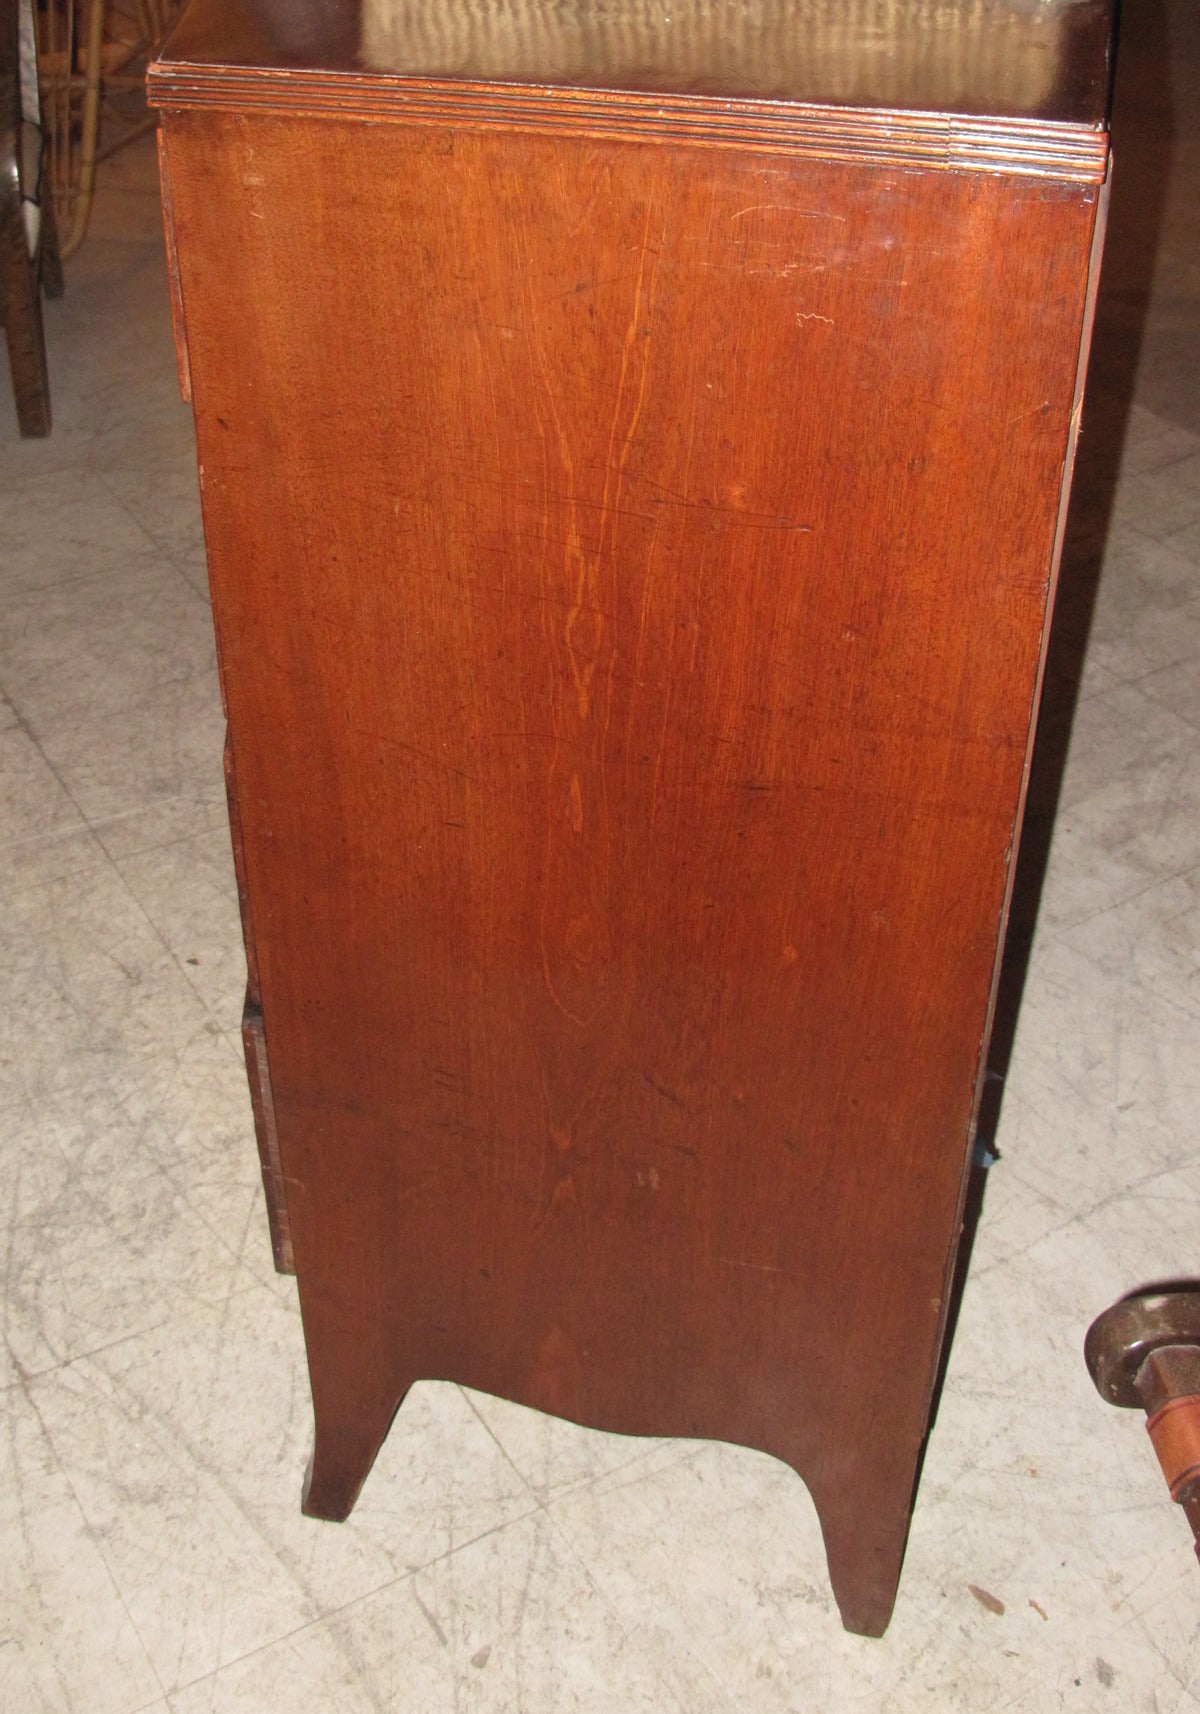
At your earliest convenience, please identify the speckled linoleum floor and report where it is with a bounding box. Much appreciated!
[3,5,1199,1710]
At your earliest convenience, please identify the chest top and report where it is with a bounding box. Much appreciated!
[151,0,1116,168]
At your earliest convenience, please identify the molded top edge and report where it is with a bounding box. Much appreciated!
[151,0,1116,129]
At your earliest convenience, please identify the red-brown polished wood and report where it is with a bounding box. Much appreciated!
[159,0,1116,123]
[152,0,1111,1637]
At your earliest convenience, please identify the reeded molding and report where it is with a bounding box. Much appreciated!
[147,67,1109,183]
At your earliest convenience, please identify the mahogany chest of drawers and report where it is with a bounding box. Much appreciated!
[151,0,1114,1634]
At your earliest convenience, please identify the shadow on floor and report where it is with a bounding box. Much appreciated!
[928,0,1179,1438]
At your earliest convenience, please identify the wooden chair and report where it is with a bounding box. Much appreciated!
[1,0,62,435]
[36,0,183,262]
[1087,1291,1200,1565]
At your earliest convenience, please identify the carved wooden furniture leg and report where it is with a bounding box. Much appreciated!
[1086,1293,1200,1563]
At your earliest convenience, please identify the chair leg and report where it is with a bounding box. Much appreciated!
[1087,1291,1200,1564]
[39,192,64,300]
[3,243,51,435]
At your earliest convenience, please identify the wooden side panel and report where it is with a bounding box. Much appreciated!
[162,111,1100,1634]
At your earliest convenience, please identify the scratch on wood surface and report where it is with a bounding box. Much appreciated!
[643,1071,687,1109]
[730,204,846,222]
[1005,399,1051,426]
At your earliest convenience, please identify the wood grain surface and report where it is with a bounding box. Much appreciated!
[154,0,1116,123]
[149,0,1115,181]
[159,92,1105,1634]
